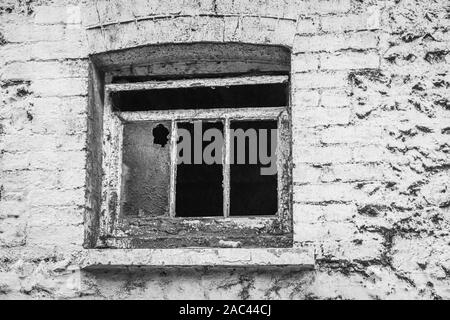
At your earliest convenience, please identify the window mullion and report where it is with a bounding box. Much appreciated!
[169,119,178,217]
[223,117,231,218]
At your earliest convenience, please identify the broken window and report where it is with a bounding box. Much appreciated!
[96,43,293,249]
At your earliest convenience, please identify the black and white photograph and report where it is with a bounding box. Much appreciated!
[0,0,449,305]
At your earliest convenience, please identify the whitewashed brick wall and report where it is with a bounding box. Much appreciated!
[0,0,449,299]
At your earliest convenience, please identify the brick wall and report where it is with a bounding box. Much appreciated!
[0,0,449,299]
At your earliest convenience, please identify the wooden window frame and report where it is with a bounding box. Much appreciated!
[99,75,293,249]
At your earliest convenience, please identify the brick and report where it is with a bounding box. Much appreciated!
[33,97,88,116]
[83,0,216,27]
[291,90,320,107]
[294,31,379,53]
[294,221,360,243]
[31,78,88,97]
[1,61,89,80]
[293,164,322,184]
[292,71,349,89]
[31,114,86,136]
[296,0,351,15]
[293,145,353,164]
[3,24,65,42]
[320,126,383,144]
[320,163,386,182]
[292,127,321,146]
[321,7,381,33]
[214,0,319,19]
[2,133,85,153]
[31,38,88,60]
[34,6,82,25]
[2,134,57,153]
[27,225,83,247]
[321,89,352,108]
[318,238,385,261]
[352,145,385,162]
[293,106,352,127]
[28,207,84,227]
[293,183,366,202]
[296,18,320,35]
[292,53,320,72]
[28,189,84,206]
[321,52,380,70]
[0,44,32,64]
[293,203,357,224]
[27,151,86,171]
[231,17,296,46]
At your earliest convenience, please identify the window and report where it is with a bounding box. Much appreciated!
[94,44,293,249]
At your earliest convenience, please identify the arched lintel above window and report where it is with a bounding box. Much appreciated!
[90,42,291,81]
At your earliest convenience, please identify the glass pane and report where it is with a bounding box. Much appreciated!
[230,120,278,216]
[176,121,224,217]
[121,121,171,217]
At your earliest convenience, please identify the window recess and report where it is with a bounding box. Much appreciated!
[100,74,292,249]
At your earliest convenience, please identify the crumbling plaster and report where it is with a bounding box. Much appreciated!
[0,0,449,299]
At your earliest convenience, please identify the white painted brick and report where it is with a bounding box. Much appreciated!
[318,238,385,261]
[294,203,357,223]
[293,164,322,184]
[320,126,383,144]
[296,18,320,35]
[1,61,88,80]
[2,133,85,153]
[292,127,321,146]
[353,145,386,162]
[293,106,352,127]
[28,189,85,206]
[27,225,84,247]
[232,17,296,46]
[294,183,367,202]
[291,90,320,106]
[0,44,32,64]
[35,6,82,25]
[31,38,88,60]
[2,134,57,153]
[28,207,83,227]
[292,53,320,72]
[294,221,360,243]
[320,163,386,182]
[293,145,354,164]
[321,89,352,107]
[294,31,378,53]
[31,78,88,97]
[33,97,88,116]
[296,0,351,15]
[321,51,380,70]
[321,7,381,33]
[292,71,349,89]
[27,151,86,171]
[3,24,65,42]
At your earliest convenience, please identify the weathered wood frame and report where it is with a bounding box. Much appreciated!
[99,75,293,249]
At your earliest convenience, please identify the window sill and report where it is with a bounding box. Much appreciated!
[80,247,314,270]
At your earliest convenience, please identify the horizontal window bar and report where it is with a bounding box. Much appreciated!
[106,75,289,92]
[117,107,286,122]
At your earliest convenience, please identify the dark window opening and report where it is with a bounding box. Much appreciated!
[230,120,278,216]
[112,83,288,111]
[176,121,224,217]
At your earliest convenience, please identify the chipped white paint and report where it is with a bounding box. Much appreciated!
[0,0,449,300]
